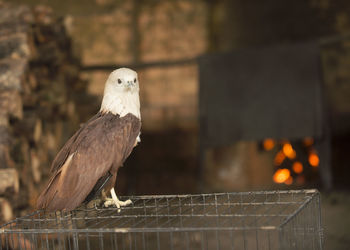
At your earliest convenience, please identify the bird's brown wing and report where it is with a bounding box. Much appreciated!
[37,113,141,211]
[49,113,102,173]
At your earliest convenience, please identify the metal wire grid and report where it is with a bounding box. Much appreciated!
[0,189,322,250]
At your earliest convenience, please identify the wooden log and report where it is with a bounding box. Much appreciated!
[46,131,57,151]
[0,58,27,92]
[0,168,19,195]
[0,145,15,169]
[0,4,32,24]
[0,90,23,119]
[0,34,30,60]
[0,115,8,127]
[30,150,41,183]
[10,111,37,138]
[0,197,13,222]
[0,2,89,215]
[0,126,15,169]
[0,125,10,144]
[33,119,42,143]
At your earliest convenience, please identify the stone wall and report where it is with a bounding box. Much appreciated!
[73,0,208,131]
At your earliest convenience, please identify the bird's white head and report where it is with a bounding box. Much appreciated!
[105,68,139,93]
[100,68,141,118]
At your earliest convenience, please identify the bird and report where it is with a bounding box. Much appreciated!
[36,68,141,211]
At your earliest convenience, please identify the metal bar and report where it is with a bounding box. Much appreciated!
[74,32,350,75]
[80,57,198,72]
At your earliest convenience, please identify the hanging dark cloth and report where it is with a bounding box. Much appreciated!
[199,42,323,147]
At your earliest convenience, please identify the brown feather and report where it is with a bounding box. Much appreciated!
[36,112,141,211]
[50,113,102,173]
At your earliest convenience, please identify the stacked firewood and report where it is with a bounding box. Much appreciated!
[0,2,96,223]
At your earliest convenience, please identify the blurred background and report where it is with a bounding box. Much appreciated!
[0,0,349,248]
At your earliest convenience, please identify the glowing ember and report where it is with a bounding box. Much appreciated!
[284,176,293,185]
[274,150,286,165]
[263,138,275,151]
[303,137,314,147]
[292,161,303,174]
[282,143,296,159]
[273,168,290,183]
[309,151,319,167]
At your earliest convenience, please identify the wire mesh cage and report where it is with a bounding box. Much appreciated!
[0,189,323,250]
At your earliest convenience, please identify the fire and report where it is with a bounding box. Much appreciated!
[274,150,286,165]
[284,176,293,185]
[309,151,319,167]
[273,168,290,183]
[269,138,318,185]
[282,143,296,159]
[292,161,303,174]
[263,138,275,150]
[303,137,314,147]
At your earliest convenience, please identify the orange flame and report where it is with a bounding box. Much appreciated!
[284,176,293,185]
[292,161,303,174]
[282,143,296,159]
[273,168,291,183]
[263,138,275,151]
[274,150,286,165]
[303,137,314,147]
[309,151,319,167]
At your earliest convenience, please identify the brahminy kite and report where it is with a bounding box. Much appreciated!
[37,68,141,211]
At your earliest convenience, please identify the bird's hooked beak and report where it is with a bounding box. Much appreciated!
[126,80,135,90]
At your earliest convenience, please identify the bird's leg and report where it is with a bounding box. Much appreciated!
[103,187,132,211]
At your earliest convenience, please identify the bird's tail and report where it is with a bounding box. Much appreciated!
[84,171,113,203]
[36,172,61,211]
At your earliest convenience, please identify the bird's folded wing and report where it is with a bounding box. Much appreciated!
[49,113,102,173]
[37,113,141,211]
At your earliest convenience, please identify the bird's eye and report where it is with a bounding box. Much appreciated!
[134,78,137,83]
[117,79,122,84]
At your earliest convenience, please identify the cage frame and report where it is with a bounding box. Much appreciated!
[0,189,323,250]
